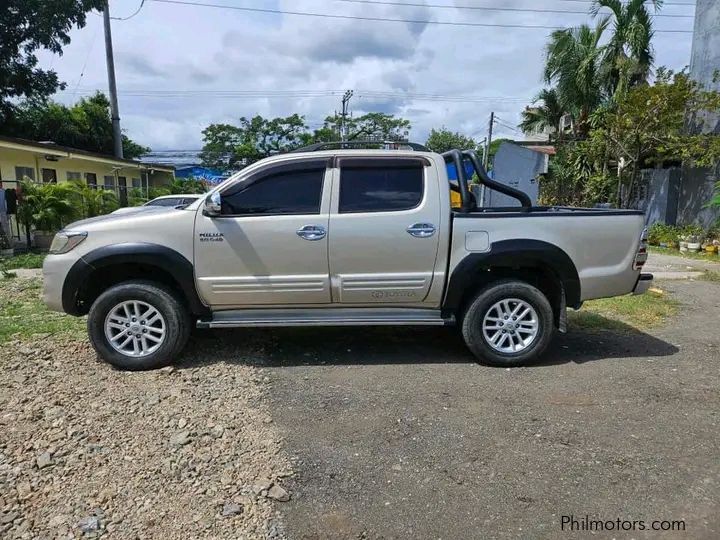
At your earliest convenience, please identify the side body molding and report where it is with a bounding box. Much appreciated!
[442,239,581,312]
[62,243,209,316]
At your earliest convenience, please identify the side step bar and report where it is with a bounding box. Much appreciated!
[197,308,453,328]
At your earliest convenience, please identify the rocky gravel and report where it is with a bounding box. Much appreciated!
[0,336,292,539]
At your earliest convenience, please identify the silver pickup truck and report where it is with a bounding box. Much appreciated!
[43,142,652,370]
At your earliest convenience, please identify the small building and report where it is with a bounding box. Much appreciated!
[0,135,174,204]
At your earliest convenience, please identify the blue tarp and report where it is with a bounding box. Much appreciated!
[446,161,475,181]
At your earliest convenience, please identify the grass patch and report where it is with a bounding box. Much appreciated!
[0,276,85,344]
[569,288,678,332]
[0,251,47,270]
[700,270,720,282]
[649,245,720,264]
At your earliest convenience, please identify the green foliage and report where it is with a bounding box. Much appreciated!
[425,128,476,154]
[200,114,310,170]
[519,88,565,137]
[3,92,150,159]
[65,180,119,219]
[708,181,720,209]
[647,223,712,247]
[201,112,412,171]
[0,252,46,270]
[17,181,76,232]
[544,21,609,134]
[591,0,660,100]
[0,227,11,250]
[542,69,720,208]
[168,177,208,194]
[0,0,104,122]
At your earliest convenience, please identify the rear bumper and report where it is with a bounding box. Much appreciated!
[633,273,653,295]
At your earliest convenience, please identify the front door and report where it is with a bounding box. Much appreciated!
[328,157,441,304]
[194,159,332,307]
[117,176,128,206]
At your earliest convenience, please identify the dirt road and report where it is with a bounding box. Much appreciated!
[265,278,719,539]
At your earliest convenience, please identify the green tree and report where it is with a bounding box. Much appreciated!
[425,128,476,153]
[592,0,661,99]
[320,112,411,142]
[0,0,104,122]
[200,114,308,170]
[519,88,565,137]
[544,21,609,135]
[4,93,150,158]
[598,69,720,207]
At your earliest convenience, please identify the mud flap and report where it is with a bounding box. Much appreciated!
[558,287,567,334]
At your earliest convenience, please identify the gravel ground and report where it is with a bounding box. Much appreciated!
[0,332,293,539]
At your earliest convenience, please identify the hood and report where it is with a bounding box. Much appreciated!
[65,206,176,229]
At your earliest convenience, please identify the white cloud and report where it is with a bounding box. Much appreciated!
[39,0,694,150]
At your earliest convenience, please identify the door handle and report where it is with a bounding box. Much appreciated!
[296,225,326,241]
[406,223,436,238]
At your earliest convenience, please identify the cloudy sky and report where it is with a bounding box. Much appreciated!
[39,0,697,152]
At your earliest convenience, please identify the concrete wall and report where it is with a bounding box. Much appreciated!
[689,0,720,135]
[635,165,720,228]
[485,142,544,207]
[634,168,681,226]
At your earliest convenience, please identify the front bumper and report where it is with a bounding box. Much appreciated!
[42,253,82,313]
[632,273,653,295]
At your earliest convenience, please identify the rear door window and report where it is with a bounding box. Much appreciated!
[339,164,423,213]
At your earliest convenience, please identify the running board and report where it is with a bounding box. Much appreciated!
[196,308,453,328]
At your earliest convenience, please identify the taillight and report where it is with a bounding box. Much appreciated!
[633,227,648,270]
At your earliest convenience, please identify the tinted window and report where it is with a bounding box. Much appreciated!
[221,168,324,215]
[339,165,423,213]
[148,198,180,207]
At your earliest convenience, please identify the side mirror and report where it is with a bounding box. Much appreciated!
[204,191,222,216]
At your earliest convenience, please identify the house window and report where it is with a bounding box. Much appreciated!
[132,177,141,188]
[15,166,35,182]
[85,173,97,189]
[104,175,116,189]
[67,171,82,181]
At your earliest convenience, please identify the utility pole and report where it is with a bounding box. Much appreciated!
[340,90,353,141]
[103,1,123,159]
[483,111,494,170]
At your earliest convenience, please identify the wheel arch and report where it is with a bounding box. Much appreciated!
[62,243,209,317]
[442,239,581,324]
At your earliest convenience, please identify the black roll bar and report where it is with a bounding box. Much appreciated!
[461,150,532,210]
[441,149,473,213]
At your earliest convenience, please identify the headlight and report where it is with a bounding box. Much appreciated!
[49,231,88,254]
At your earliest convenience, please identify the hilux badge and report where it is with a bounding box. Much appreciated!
[199,232,224,242]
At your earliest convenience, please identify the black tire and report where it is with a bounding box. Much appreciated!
[461,279,554,367]
[87,280,191,370]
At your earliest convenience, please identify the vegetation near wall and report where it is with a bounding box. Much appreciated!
[519,0,720,211]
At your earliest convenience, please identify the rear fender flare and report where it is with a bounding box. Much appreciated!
[442,239,581,314]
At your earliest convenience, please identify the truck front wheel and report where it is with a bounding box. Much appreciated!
[87,281,191,370]
[461,280,554,367]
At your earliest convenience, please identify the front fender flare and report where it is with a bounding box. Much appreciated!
[62,243,209,316]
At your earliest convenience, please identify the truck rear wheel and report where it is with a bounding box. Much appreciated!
[87,281,191,370]
[461,280,554,367]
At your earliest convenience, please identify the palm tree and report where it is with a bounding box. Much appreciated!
[519,88,565,138]
[591,0,661,98]
[544,20,609,136]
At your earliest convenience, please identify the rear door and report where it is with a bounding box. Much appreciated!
[328,156,441,304]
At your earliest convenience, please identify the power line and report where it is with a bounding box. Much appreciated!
[61,87,535,103]
[111,0,146,21]
[145,0,693,32]
[333,0,694,18]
